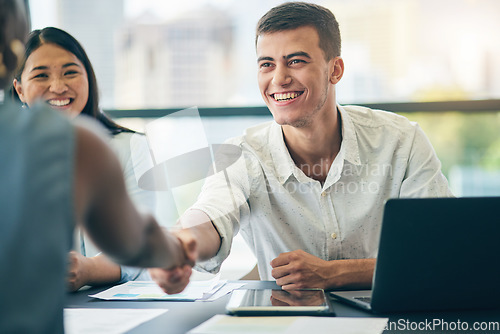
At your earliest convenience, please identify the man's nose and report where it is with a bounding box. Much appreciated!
[271,65,292,86]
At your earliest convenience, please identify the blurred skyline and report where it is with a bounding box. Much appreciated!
[27,0,500,109]
[23,0,500,277]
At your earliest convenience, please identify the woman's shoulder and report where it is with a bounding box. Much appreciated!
[111,130,140,141]
[110,131,147,150]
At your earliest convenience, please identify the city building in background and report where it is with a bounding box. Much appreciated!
[28,0,500,109]
[114,6,234,109]
[329,0,500,103]
[25,0,500,278]
[54,0,124,108]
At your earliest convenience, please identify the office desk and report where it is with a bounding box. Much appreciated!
[66,281,500,333]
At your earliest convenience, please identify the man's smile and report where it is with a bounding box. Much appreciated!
[271,91,304,102]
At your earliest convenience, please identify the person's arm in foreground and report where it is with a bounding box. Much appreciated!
[149,209,221,293]
[74,124,195,294]
[67,132,156,292]
[67,252,121,291]
[67,251,152,292]
[271,250,375,291]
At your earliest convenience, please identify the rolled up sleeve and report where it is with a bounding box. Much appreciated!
[191,143,254,273]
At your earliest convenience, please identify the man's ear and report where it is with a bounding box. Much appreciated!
[12,78,26,103]
[329,56,344,85]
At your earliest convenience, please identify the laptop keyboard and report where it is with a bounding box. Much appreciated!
[354,297,372,304]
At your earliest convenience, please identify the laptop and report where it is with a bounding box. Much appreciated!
[330,197,500,313]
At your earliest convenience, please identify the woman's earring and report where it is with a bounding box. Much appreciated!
[21,103,27,109]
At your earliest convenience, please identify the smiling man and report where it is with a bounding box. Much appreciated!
[151,2,453,292]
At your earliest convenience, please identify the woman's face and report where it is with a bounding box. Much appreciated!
[13,43,89,118]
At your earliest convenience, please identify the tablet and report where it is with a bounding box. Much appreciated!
[226,289,335,316]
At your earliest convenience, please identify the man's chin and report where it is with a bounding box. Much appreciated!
[273,116,309,129]
[269,110,290,125]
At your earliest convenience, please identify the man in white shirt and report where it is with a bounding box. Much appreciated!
[151,2,452,291]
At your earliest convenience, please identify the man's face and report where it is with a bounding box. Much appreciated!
[256,26,341,128]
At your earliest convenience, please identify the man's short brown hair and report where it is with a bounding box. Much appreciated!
[256,2,341,60]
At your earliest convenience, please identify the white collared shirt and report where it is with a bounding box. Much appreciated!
[191,104,453,280]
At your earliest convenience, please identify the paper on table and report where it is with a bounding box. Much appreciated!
[90,274,221,301]
[197,282,245,302]
[64,308,167,334]
[188,315,388,334]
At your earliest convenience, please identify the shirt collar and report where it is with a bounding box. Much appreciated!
[269,104,361,185]
[338,104,361,166]
[269,122,295,185]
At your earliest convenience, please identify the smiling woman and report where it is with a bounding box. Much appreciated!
[10,27,157,291]
[11,27,129,133]
[13,43,89,118]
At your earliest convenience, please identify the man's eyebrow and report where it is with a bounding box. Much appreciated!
[285,51,311,59]
[257,52,311,63]
[257,56,274,63]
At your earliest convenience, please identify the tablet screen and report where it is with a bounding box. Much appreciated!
[226,289,334,316]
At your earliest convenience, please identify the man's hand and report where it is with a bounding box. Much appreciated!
[149,265,193,295]
[67,251,91,292]
[271,249,332,290]
[172,228,197,266]
[150,228,198,294]
[271,250,375,290]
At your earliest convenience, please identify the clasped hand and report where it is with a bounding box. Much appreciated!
[271,250,375,291]
[271,249,333,290]
[149,229,197,294]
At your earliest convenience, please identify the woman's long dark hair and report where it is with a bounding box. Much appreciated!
[11,27,133,135]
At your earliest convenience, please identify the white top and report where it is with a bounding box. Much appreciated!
[191,104,453,280]
[109,132,156,213]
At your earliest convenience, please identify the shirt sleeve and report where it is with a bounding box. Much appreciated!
[400,124,454,198]
[123,133,157,212]
[119,266,151,283]
[190,143,255,273]
[115,134,157,281]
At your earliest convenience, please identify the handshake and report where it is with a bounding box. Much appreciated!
[149,228,198,295]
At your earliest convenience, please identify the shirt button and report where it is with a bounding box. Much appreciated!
[331,232,337,239]
[321,192,327,197]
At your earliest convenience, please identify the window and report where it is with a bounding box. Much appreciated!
[28,0,500,279]
[29,0,500,109]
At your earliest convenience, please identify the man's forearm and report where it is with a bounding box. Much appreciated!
[326,258,376,290]
[177,209,221,261]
